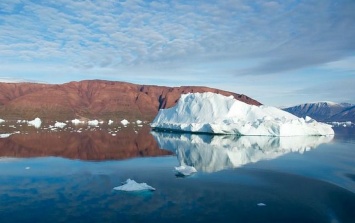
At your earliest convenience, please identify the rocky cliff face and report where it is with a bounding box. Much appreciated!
[0,80,261,120]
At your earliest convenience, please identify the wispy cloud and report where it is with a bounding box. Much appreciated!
[0,0,354,105]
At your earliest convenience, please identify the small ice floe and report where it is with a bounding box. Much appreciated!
[72,119,84,125]
[25,167,30,170]
[88,120,99,126]
[121,119,129,126]
[113,179,155,192]
[108,120,114,125]
[0,133,12,138]
[136,120,143,124]
[27,117,42,128]
[111,133,116,136]
[175,165,197,176]
[257,203,266,206]
[0,118,5,123]
[54,122,67,128]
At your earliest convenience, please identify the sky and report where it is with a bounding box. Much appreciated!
[0,0,354,107]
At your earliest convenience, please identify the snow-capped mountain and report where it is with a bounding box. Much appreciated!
[283,102,354,122]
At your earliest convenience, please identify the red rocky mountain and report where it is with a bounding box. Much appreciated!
[0,80,261,121]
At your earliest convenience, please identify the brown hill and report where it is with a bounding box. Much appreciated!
[0,80,261,121]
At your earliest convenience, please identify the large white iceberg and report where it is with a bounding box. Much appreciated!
[151,93,334,136]
[113,179,155,191]
[153,132,334,173]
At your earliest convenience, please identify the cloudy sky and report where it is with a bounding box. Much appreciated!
[0,0,354,106]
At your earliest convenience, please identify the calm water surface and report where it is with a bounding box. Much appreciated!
[0,122,354,222]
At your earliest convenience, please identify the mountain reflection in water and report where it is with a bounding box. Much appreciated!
[152,132,334,173]
[0,126,171,160]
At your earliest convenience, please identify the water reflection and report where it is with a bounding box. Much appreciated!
[152,132,334,172]
[0,126,171,160]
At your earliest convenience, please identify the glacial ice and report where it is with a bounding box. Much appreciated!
[0,118,4,123]
[88,120,99,126]
[151,92,334,136]
[0,133,12,138]
[113,179,155,191]
[27,117,42,128]
[72,119,84,125]
[152,132,334,173]
[121,119,129,126]
[175,165,197,176]
[54,122,67,128]
[108,120,114,125]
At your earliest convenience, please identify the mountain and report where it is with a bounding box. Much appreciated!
[0,80,261,121]
[330,105,355,122]
[283,102,354,122]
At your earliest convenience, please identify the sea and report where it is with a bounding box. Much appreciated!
[0,121,354,222]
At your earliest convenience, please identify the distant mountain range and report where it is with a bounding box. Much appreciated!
[283,102,355,122]
[0,80,261,121]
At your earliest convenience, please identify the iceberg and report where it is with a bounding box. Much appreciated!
[152,132,334,173]
[175,165,197,176]
[113,179,155,191]
[0,133,12,138]
[151,92,334,136]
[54,122,67,128]
[121,119,129,126]
[71,119,84,125]
[28,117,42,128]
[0,118,5,123]
[108,120,114,125]
[88,120,99,126]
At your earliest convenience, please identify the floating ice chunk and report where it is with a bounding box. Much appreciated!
[28,117,42,128]
[108,120,114,125]
[88,120,99,126]
[113,179,155,191]
[0,118,4,123]
[0,133,12,138]
[175,165,197,176]
[121,119,129,126]
[25,167,30,170]
[54,122,67,128]
[151,93,334,136]
[72,119,84,125]
[136,120,142,124]
[257,203,266,206]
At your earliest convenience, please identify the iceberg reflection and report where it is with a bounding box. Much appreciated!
[152,132,334,173]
